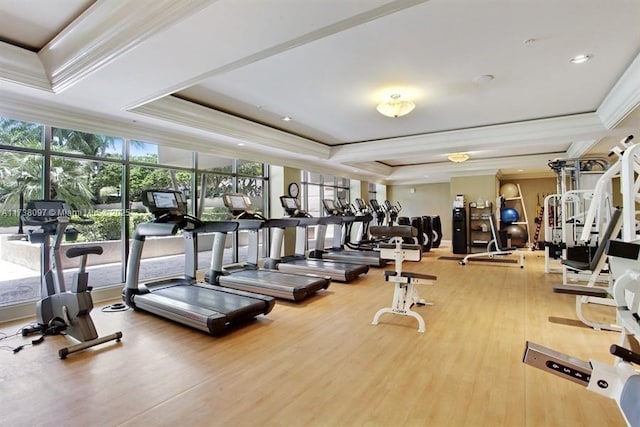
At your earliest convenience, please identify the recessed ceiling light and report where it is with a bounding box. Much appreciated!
[517,169,524,172]
[473,74,495,84]
[237,143,245,146]
[570,54,593,64]
[282,116,292,121]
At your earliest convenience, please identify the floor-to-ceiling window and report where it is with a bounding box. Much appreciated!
[301,171,351,251]
[0,116,268,315]
[0,118,44,306]
[128,141,195,283]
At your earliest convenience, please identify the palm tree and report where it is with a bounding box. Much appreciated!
[0,118,42,148]
[49,158,95,210]
[0,152,42,207]
[51,128,117,157]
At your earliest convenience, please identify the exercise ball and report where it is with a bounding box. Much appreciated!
[502,224,528,248]
[500,208,519,224]
[500,183,519,198]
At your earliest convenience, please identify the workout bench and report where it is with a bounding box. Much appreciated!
[369,225,436,333]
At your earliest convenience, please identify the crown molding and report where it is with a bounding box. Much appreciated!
[131,96,331,160]
[0,42,51,91]
[345,161,393,177]
[388,152,561,184]
[0,92,235,156]
[566,139,600,158]
[330,113,605,163]
[597,52,640,129]
[0,92,349,178]
[38,0,214,93]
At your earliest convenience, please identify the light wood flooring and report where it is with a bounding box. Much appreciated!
[0,248,628,426]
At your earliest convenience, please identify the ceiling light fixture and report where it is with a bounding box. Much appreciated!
[447,152,470,163]
[473,74,495,84]
[376,94,415,118]
[570,54,593,64]
[282,116,292,121]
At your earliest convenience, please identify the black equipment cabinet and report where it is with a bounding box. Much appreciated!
[452,207,467,254]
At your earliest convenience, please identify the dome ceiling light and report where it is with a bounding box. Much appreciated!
[447,152,470,163]
[376,94,416,118]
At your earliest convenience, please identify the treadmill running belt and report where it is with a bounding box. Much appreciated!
[219,269,329,301]
[146,284,273,326]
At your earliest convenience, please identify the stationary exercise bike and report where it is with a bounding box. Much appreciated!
[21,200,122,359]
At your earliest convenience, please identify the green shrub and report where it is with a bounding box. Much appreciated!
[0,216,19,227]
[200,207,230,221]
[74,211,152,241]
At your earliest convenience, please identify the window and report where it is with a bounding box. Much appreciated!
[300,171,351,249]
[0,116,269,316]
[52,127,123,158]
[0,118,43,149]
[0,150,43,306]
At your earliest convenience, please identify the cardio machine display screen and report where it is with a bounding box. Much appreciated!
[228,195,249,210]
[152,192,178,209]
[323,199,337,211]
[281,197,298,209]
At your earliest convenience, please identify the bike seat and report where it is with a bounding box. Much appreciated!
[66,246,103,258]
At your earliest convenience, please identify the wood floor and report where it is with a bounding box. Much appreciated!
[0,248,627,427]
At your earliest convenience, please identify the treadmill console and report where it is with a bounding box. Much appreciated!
[354,198,368,212]
[322,199,342,216]
[280,196,303,217]
[224,194,251,211]
[142,190,187,218]
[223,193,263,219]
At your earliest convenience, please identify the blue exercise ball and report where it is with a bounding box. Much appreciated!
[500,208,519,224]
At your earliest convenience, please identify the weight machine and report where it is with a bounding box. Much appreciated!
[544,155,611,274]
[551,136,637,331]
[524,237,640,426]
[524,137,640,425]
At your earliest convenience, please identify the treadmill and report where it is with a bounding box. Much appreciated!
[123,189,275,335]
[308,199,388,267]
[270,195,369,282]
[205,194,331,302]
[269,196,369,283]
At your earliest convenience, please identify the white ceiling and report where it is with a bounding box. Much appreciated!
[0,0,639,185]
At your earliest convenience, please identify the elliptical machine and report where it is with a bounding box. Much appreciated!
[21,200,122,359]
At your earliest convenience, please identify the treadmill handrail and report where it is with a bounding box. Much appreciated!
[341,215,357,223]
[134,222,180,238]
[236,219,265,231]
[319,216,342,225]
[295,217,319,226]
[193,220,239,234]
[264,218,299,229]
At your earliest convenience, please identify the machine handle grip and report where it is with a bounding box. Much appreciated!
[610,344,640,365]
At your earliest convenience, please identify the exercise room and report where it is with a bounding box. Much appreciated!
[1,1,639,426]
